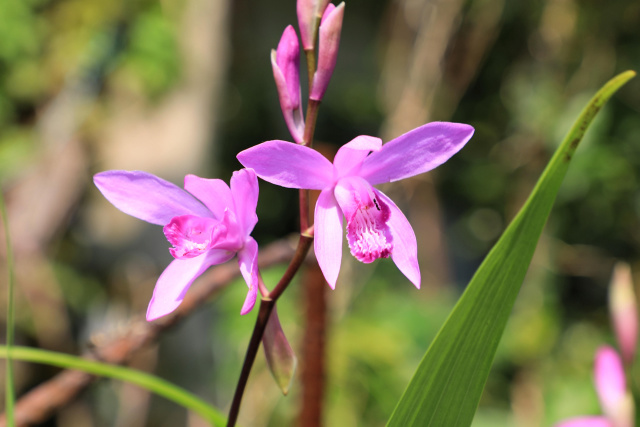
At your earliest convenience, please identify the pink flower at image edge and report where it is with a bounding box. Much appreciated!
[94,168,260,321]
[237,121,474,289]
[555,346,632,427]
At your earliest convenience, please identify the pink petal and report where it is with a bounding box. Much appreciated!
[230,168,259,237]
[594,346,626,416]
[237,140,333,189]
[183,174,233,220]
[333,135,382,178]
[94,170,212,225]
[146,250,234,321]
[314,189,343,289]
[359,122,475,185]
[375,189,420,288]
[554,416,612,427]
[238,237,259,315]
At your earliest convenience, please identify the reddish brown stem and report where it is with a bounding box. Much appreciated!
[297,262,327,427]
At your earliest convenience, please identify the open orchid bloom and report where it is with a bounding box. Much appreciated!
[556,346,635,427]
[94,168,260,321]
[237,121,474,288]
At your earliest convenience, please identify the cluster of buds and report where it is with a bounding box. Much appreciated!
[272,0,345,143]
[557,262,638,427]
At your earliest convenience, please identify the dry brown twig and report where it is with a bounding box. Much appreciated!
[0,238,298,427]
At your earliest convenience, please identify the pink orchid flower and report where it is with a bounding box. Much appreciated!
[237,122,474,288]
[556,346,634,427]
[94,168,260,321]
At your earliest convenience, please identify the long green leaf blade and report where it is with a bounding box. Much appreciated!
[387,70,636,427]
[1,188,16,426]
[0,345,227,426]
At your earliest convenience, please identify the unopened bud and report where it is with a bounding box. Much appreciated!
[310,3,344,101]
[262,307,297,395]
[609,262,638,365]
[297,0,331,50]
[272,26,305,143]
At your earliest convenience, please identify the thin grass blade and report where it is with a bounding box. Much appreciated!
[0,345,227,426]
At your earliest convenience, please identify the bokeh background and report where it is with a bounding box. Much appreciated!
[1,0,639,425]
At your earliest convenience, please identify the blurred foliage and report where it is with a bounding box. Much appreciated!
[0,0,639,425]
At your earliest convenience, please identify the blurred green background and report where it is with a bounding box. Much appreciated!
[0,0,639,425]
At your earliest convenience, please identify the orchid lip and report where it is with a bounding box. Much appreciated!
[164,215,225,259]
[334,176,393,264]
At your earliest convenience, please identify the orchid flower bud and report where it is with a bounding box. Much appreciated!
[609,262,638,365]
[262,307,297,395]
[272,26,305,143]
[297,0,330,50]
[310,3,344,102]
[594,346,635,427]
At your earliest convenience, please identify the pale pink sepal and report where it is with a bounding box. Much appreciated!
[146,250,234,321]
[310,3,344,101]
[237,140,334,190]
[609,262,638,365]
[272,26,305,143]
[554,417,612,427]
[297,0,330,50]
[94,170,212,226]
[360,122,475,185]
[314,189,343,289]
[262,307,298,395]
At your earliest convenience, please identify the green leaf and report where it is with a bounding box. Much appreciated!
[0,345,227,426]
[387,70,636,427]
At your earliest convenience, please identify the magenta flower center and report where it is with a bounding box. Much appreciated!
[163,215,225,259]
[335,177,393,264]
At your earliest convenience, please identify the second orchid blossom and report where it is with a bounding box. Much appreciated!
[238,121,474,288]
[94,168,261,320]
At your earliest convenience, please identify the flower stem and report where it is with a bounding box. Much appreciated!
[228,30,323,427]
[305,49,316,107]
[226,299,274,427]
[226,235,313,427]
